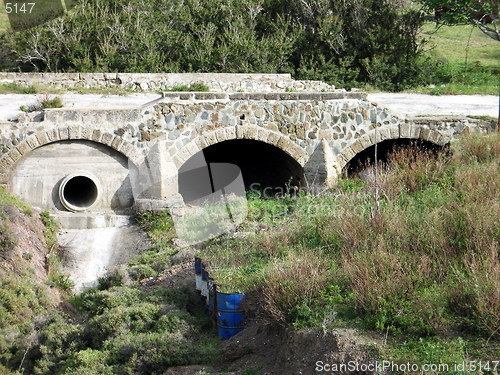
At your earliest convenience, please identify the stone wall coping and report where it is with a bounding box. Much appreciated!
[0,72,294,81]
[411,115,487,122]
[161,91,367,101]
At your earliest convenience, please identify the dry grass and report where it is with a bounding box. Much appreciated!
[260,252,332,324]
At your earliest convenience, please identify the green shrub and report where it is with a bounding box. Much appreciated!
[128,248,174,273]
[31,317,85,375]
[105,332,217,375]
[97,269,125,290]
[71,287,142,315]
[136,211,176,249]
[168,83,210,92]
[85,303,164,344]
[60,349,113,375]
[19,103,43,113]
[0,0,434,90]
[0,221,17,252]
[39,211,59,250]
[0,277,50,329]
[40,96,63,109]
[128,264,158,281]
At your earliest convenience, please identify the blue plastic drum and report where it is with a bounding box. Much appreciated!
[216,292,246,340]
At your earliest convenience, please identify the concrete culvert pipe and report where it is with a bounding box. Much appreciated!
[59,172,101,212]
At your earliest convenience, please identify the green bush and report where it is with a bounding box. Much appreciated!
[0,277,50,329]
[128,248,174,273]
[97,269,125,290]
[128,264,158,281]
[0,221,17,252]
[60,349,113,375]
[34,325,83,373]
[71,287,142,315]
[85,303,164,344]
[40,96,63,109]
[105,332,217,375]
[168,83,210,92]
[39,211,59,250]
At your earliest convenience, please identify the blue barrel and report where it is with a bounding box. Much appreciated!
[217,292,245,310]
[217,310,245,326]
[194,257,202,274]
[195,273,202,292]
[216,292,246,340]
[200,270,208,303]
[217,326,244,340]
[208,278,216,312]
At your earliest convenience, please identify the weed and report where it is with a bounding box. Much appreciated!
[0,221,17,252]
[0,83,37,94]
[40,211,59,250]
[167,84,210,92]
[40,95,63,108]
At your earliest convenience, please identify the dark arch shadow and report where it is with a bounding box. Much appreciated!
[178,139,305,203]
[344,139,449,177]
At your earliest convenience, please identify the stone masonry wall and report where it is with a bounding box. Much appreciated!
[0,72,336,92]
[0,92,496,192]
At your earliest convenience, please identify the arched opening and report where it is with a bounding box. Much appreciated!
[178,139,305,203]
[59,173,100,212]
[345,139,448,177]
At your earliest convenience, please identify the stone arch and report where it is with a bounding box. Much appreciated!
[336,123,452,170]
[171,125,309,169]
[0,126,144,188]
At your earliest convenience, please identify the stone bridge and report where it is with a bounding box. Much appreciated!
[0,87,495,227]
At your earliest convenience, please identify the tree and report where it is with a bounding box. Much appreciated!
[419,0,500,40]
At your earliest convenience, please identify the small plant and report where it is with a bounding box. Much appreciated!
[0,221,17,252]
[167,83,209,92]
[19,103,43,113]
[40,211,59,250]
[22,252,33,261]
[40,96,63,108]
[50,274,75,291]
[19,95,63,113]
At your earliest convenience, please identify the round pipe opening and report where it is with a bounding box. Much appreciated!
[59,172,101,212]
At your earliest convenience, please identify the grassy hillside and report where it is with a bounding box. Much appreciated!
[1,135,498,374]
[128,133,499,371]
[0,0,9,32]
[0,190,219,375]
[422,23,500,67]
[408,22,499,95]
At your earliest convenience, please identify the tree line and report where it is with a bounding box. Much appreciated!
[0,0,493,90]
